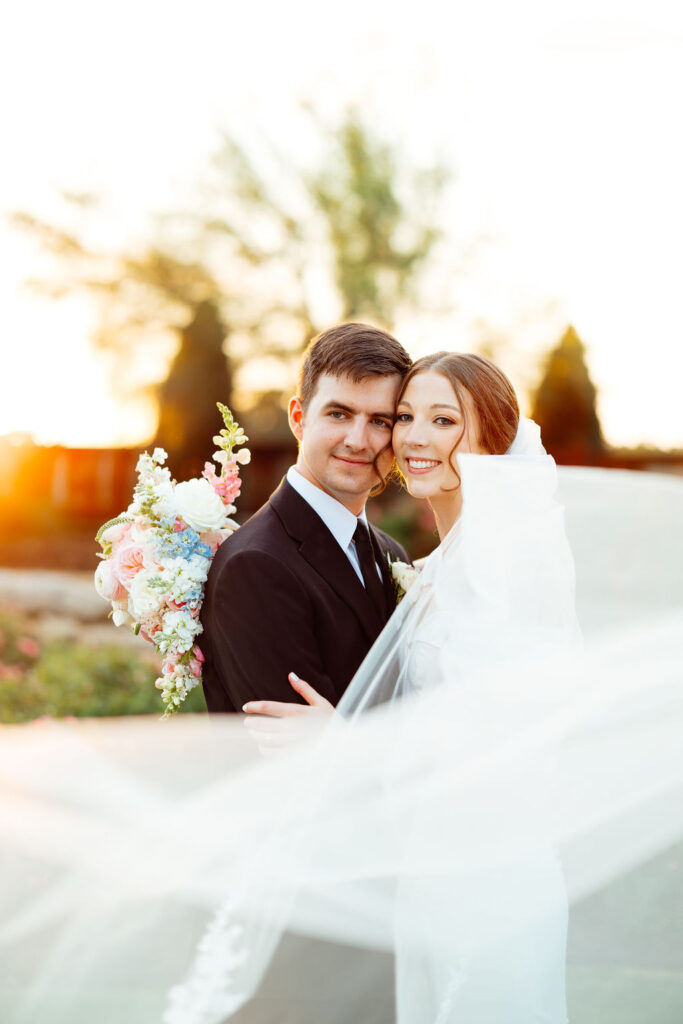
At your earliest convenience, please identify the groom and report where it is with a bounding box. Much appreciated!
[200,322,412,714]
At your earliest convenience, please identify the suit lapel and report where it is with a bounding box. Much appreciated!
[269,480,384,642]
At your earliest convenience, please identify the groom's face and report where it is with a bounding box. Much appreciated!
[289,372,403,514]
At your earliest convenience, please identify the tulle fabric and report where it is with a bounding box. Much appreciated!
[1,452,682,1023]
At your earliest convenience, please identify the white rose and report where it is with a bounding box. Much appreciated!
[129,569,165,619]
[94,559,119,602]
[173,478,228,533]
[391,561,420,593]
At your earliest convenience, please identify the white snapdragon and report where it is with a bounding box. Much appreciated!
[161,558,209,604]
[157,609,198,655]
[187,552,210,578]
[135,452,154,476]
[151,480,179,520]
[156,664,198,707]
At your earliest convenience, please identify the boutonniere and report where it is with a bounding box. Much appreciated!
[387,554,421,604]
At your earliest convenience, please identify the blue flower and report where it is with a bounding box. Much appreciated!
[155,525,209,561]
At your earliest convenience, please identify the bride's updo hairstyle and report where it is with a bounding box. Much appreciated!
[396,351,520,488]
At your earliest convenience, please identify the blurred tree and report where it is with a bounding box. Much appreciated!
[305,114,444,322]
[154,301,232,478]
[10,212,231,474]
[12,112,447,472]
[531,325,605,462]
[195,109,447,351]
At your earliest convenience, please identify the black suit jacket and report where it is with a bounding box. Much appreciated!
[200,478,410,713]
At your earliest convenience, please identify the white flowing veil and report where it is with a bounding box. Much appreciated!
[1,420,682,1023]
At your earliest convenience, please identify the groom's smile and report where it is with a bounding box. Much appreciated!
[288,372,403,515]
[332,454,373,466]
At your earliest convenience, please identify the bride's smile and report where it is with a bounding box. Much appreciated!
[404,457,441,474]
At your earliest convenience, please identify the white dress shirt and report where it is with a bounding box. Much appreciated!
[286,466,381,586]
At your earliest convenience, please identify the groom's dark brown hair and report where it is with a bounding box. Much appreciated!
[298,322,412,408]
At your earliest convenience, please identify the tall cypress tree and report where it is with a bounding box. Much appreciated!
[154,301,232,479]
[531,326,604,461]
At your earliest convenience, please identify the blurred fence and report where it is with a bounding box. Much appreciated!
[1,434,682,571]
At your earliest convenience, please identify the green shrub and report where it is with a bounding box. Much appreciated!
[0,607,207,723]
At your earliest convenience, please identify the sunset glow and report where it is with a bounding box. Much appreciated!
[1,0,682,450]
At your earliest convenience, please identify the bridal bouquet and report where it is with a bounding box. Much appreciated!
[94,404,250,716]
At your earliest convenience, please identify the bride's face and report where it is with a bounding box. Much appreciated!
[393,370,484,499]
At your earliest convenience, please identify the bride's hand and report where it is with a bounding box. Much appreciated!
[243,674,334,755]
[242,673,334,718]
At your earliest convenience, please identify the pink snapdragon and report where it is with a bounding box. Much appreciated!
[202,461,241,506]
[189,644,205,678]
[139,619,162,643]
[163,650,181,673]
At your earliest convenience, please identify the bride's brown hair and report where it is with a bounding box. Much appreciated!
[396,352,520,489]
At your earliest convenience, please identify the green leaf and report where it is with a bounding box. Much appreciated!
[95,515,132,545]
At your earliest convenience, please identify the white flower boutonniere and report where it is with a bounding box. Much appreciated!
[387,555,420,604]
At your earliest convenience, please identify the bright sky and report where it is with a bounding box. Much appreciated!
[1,0,682,448]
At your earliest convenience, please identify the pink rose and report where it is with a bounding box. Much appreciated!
[17,637,41,659]
[112,542,146,591]
[199,529,229,555]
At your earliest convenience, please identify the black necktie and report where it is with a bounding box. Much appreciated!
[353,520,386,615]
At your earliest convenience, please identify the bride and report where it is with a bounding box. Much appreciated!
[1,353,682,1024]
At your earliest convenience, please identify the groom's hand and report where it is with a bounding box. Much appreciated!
[242,672,334,718]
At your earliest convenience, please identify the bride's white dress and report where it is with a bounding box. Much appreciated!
[343,421,575,1023]
[390,546,567,1022]
[1,422,682,1023]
